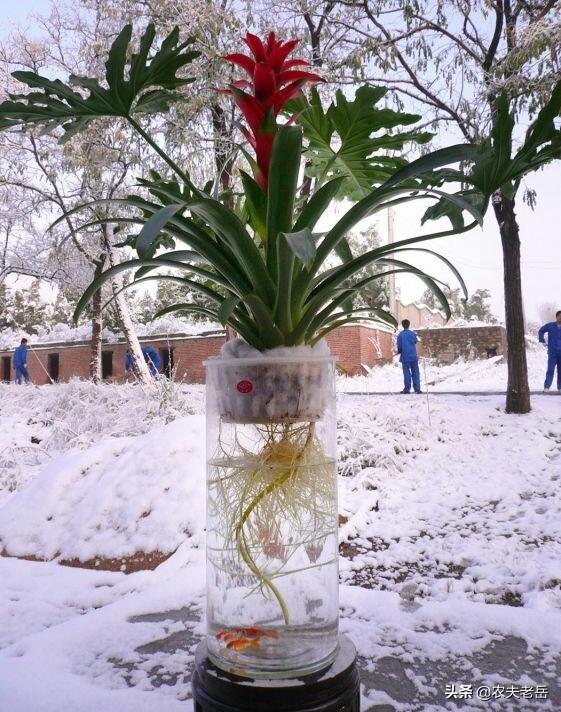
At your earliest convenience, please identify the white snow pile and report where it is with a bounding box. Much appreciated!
[443,317,503,328]
[0,416,205,562]
[0,379,197,501]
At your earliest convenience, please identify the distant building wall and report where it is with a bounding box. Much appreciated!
[0,325,511,383]
[396,301,446,329]
[0,324,396,384]
[416,325,507,364]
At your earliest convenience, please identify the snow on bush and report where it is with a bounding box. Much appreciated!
[0,379,197,500]
[0,416,205,562]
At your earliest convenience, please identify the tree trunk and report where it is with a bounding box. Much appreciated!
[492,192,531,414]
[211,103,234,202]
[90,257,104,383]
[103,226,152,385]
[211,102,236,343]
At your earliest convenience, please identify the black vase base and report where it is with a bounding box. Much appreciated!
[192,634,360,712]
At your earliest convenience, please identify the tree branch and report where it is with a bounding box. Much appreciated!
[410,13,482,62]
[483,1,504,73]
[356,0,473,139]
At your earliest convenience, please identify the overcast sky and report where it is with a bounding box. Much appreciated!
[2,0,559,322]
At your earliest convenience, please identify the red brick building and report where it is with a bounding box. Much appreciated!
[0,324,396,385]
[0,323,507,385]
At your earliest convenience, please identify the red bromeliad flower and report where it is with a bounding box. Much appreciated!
[222,32,322,191]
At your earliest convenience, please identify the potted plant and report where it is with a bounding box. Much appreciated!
[0,26,483,679]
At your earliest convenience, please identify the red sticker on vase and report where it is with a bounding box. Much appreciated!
[236,380,253,394]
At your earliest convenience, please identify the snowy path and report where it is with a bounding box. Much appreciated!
[0,380,560,710]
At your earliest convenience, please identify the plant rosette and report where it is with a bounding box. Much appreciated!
[206,339,334,424]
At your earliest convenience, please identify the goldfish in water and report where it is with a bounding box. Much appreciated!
[216,626,279,650]
[226,638,260,651]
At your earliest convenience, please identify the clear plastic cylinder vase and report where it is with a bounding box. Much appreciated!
[204,352,339,679]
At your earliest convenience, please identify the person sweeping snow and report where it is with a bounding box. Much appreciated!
[396,320,422,394]
[13,338,30,385]
[124,346,161,379]
[538,310,561,393]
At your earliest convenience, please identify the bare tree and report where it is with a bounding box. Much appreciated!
[0,3,155,383]
[0,187,62,284]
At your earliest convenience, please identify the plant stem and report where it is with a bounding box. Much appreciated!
[126,116,194,188]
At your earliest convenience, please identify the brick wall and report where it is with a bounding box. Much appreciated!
[0,325,395,384]
[170,335,225,382]
[416,325,507,364]
[1,325,505,382]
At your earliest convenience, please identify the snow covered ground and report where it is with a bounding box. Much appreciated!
[340,346,550,394]
[0,357,560,711]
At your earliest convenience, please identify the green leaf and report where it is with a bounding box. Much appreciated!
[218,295,242,326]
[421,188,484,228]
[244,294,285,348]
[293,177,346,232]
[320,307,397,329]
[281,228,316,268]
[187,197,275,305]
[266,125,303,333]
[421,190,486,230]
[288,239,468,346]
[102,273,223,313]
[132,252,226,288]
[136,203,185,258]
[73,256,233,323]
[152,303,265,350]
[266,125,303,267]
[153,303,220,322]
[311,143,482,276]
[0,24,200,136]
[309,220,475,312]
[293,177,354,306]
[290,85,432,200]
[240,170,267,240]
[468,92,514,197]
[137,174,193,206]
[391,247,468,299]
[310,316,398,345]
[48,196,252,296]
[460,81,561,203]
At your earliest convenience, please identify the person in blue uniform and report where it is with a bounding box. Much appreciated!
[13,338,30,385]
[538,310,561,393]
[124,346,161,378]
[396,320,422,394]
